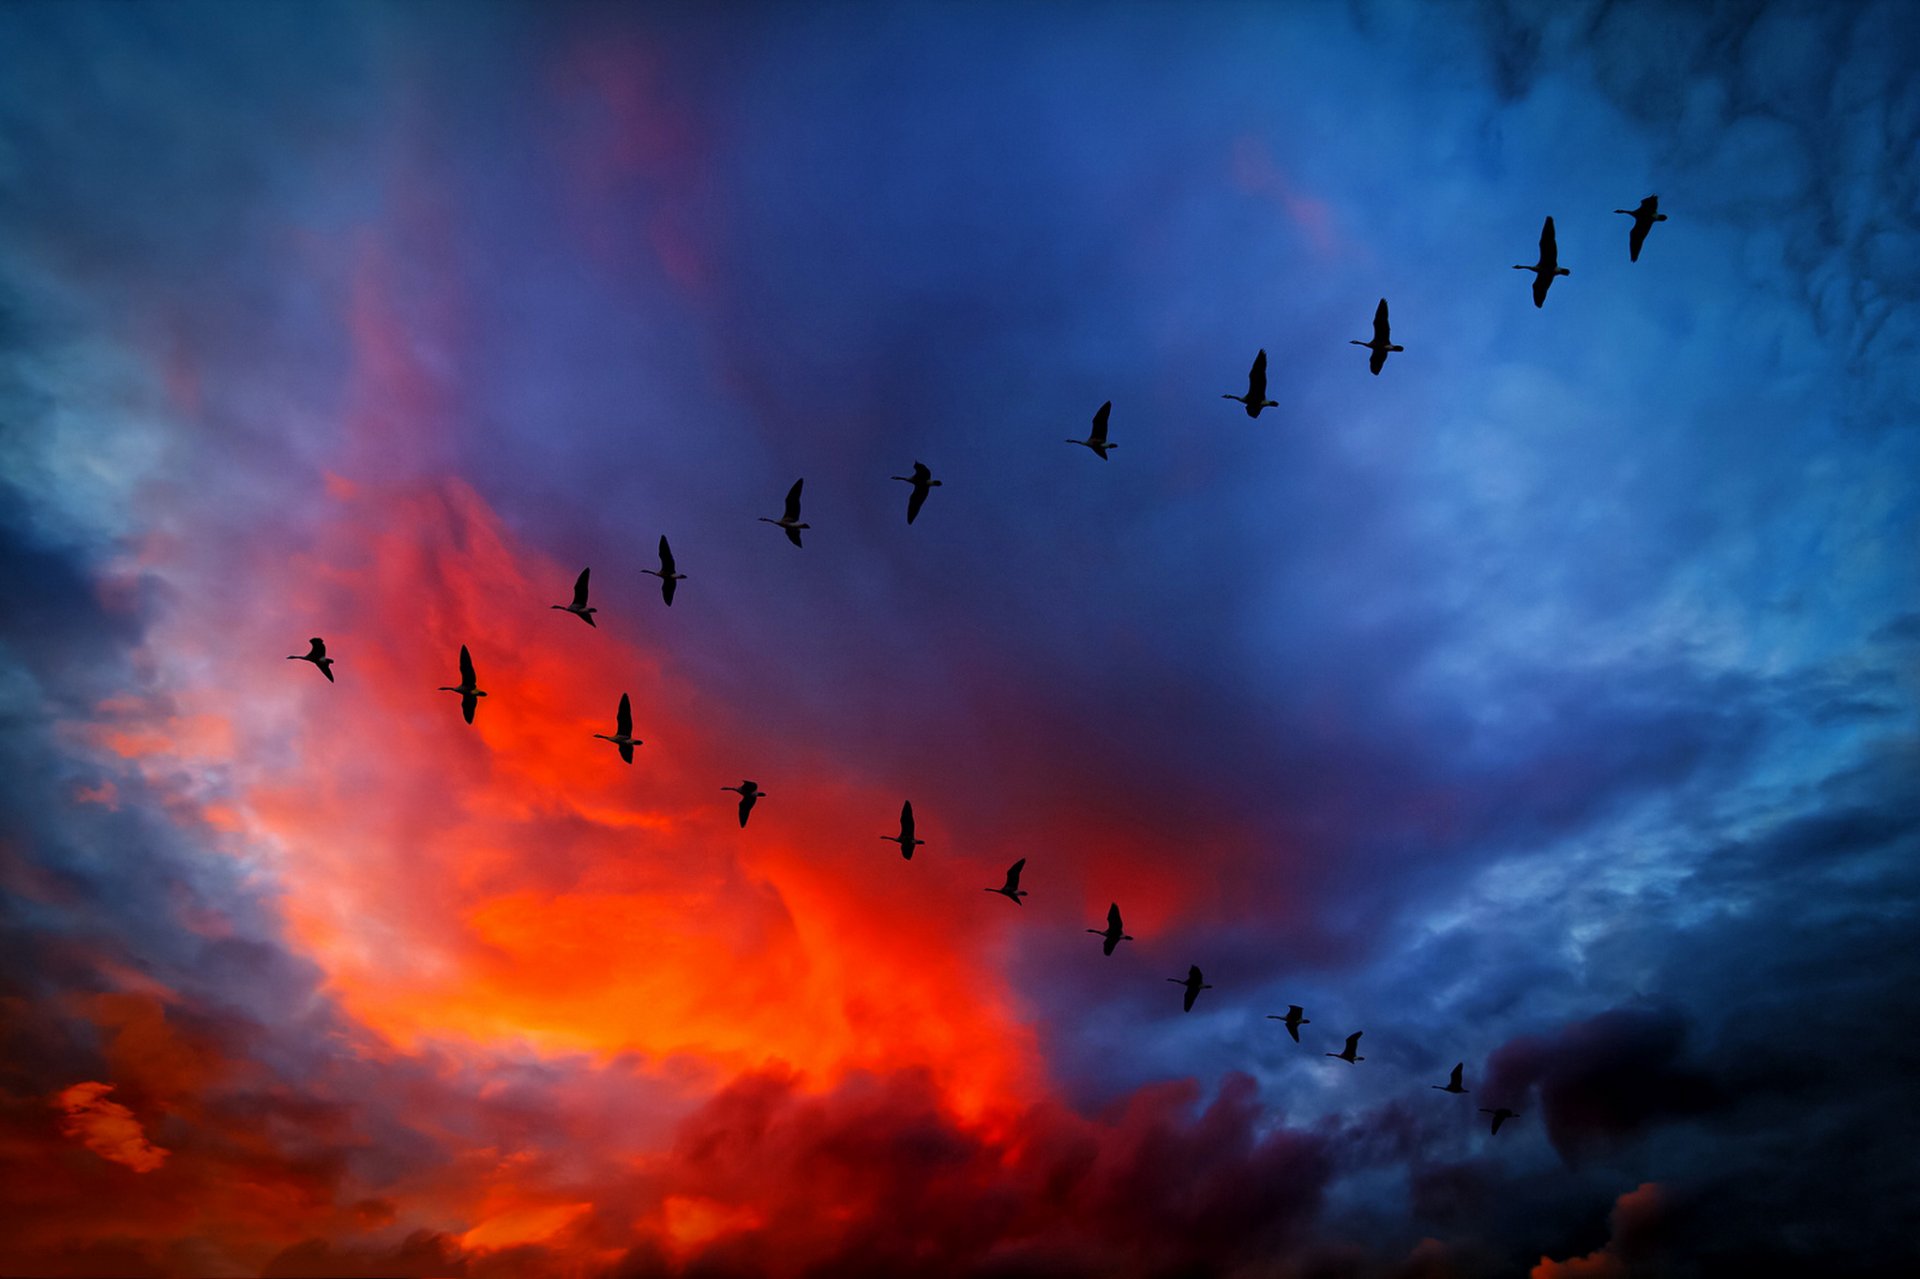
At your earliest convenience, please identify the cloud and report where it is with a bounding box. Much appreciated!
[53,1081,171,1172]
[1530,1182,1666,1279]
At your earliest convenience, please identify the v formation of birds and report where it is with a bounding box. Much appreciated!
[287,202,1663,1134]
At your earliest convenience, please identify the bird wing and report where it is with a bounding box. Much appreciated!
[658,535,676,575]
[1107,903,1123,931]
[1346,1032,1363,1052]
[1090,401,1111,442]
[616,692,631,738]
[1289,1005,1304,1018]
[785,524,803,548]
[662,576,677,605]
[459,645,475,684]
[571,567,591,609]
[1373,298,1390,339]
[912,461,931,482]
[1629,220,1648,260]
[461,692,476,724]
[308,637,327,659]
[1533,273,1550,307]
[783,479,804,521]
[1005,858,1025,890]
[1450,1063,1464,1088]
[899,801,914,841]
[1188,965,1202,982]
[906,484,927,524]
[1540,216,1555,257]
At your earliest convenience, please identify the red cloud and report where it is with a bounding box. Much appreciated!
[53,1081,171,1173]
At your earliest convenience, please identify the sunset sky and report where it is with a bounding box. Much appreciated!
[2,2,1916,1276]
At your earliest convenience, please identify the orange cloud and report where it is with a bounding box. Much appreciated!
[53,1081,171,1172]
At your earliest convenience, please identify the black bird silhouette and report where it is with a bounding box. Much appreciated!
[1223,349,1280,417]
[1326,1031,1365,1063]
[1088,902,1133,955]
[553,568,597,626]
[1432,1062,1468,1094]
[1266,1004,1310,1043]
[723,779,764,827]
[642,535,687,606]
[287,637,334,683]
[1350,299,1404,374]
[1514,216,1570,307]
[1066,401,1117,459]
[592,692,642,763]
[759,479,809,547]
[882,800,924,860]
[889,462,942,525]
[986,858,1028,904]
[1614,194,1666,262]
[1168,964,1213,1012]
[437,645,486,725]
[1479,1106,1519,1135]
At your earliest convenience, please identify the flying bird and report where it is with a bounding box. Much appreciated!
[1326,1032,1365,1064]
[985,858,1028,904]
[552,568,597,626]
[1350,299,1404,374]
[758,479,810,547]
[723,780,765,827]
[1066,401,1117,459]
[1513,216,1570,307]
[889,462,942,525]
[1479,1107,1519,1135]
[1266,1005,1310,1043]
[1614,194,1666,262]
[437,644,487,725]
[641,535,686,606]
[1168,965,1213,1012]
[1087,903,1133,955]
[882,800,924,860]
[591,692,642,763]
[1223,349,1280,417]
[287,637,334,683]
[1432,1062,1468,1094]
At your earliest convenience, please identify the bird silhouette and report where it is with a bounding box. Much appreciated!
[1432,1062,1468,1094]
[986,858,1028,904]
[882,800,924,860]
[1513,216,1570,307]
[1266,1005,1310,1043]
[723,780,765,827]
[1614,194,1666,262]
[437,645,486,725]
[552,568,597,626]
[1223,349,1280,417]
[1168,964,1213,1012]
[1479,1107,1519,1135]
[1350,298,1404,375]
[1066,401,1117,459]
[591,692,642,763]
[641,535,687,606]
[1326,1032,1365,1064]
[1088,903,1133,955]
[759,479,810,547]
[287,637,334,683]
[890,462,942,525]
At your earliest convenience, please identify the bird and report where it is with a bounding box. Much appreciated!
[1168,964,1213,1012]
[985,858,1028,904]
[591,692,642,763]
[287,637,334,683]
[1326,1032,1365,1064]
[1066,401,1117,459]
[882,800,924,860]
[1432,1062,1469,1094]
[1223,349,1280,417]
[1266,1005,1310,1043]
[1614,194,1666,262]
[1350,298,1404,375]
[1479,1107,1519,1135]
[723,780,765,827]
[758,479,809,547]
[1087,903,1133,955]
[1513,216,1570,307]
[552,568,597,626]
[641,535,686,606]
[889,462,942,525]
[437,645,486,725]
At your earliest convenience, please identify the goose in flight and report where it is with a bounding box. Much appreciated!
[1513,216,1570,308]
[1223,349,1280,417]
[759,479,809,547]
[890,462,942,525]
[1326,1031,1365,1064]
[1614,194,1666,262]
[1066,401,1117,459]
[641,535,686,606]
[287,637,334,683]
[723,780,765,827]
[437,645,487,725]
[552,568,597,626]
[1350,299,1404,375]
[985,858,1028,904]
[1432,1062,1468,1094]
[592,692,642,763]
[882,800,924,860]
[1088,903,1133,955]
[1168,965,1213,1012]
[1479,1107,1519,1135]
[1266,1005,1310,1043]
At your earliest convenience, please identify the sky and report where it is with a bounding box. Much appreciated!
[0,1,1916,1275]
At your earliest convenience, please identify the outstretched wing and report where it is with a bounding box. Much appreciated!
[1107,902,1123,932]
[1539,216,1556,258]
[1373,298,1391,340]
[307,637,327,659]
[459,644,476,684]
[658,535,676,575]
[899,801,914,842]
[1090,401,1112,443]
[1248,349,1268,401]
[911,461,931,483]
[616,692,632,738]
[783,479,804,522]
[1004,858,1025,891]
[461,692,477,724]
[662,575,678,605]
[906,484,927,524]
[571,567,591,609]
[1532,272,1550,308]
[1628,219,1648,261]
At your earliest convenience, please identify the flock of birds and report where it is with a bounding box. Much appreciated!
[284,198,1670,1138]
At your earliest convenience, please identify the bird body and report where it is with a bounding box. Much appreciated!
[288,637,334,682]
[552,567,597,626]
[1267,1004,1310,1042]
[1168,964,1213,1012]
[1513,216,1570,307]
[591,692,642,763]
[889,462,942,524]
[1223,349,1280,417]
[1479,1107,1519,1135]
[724,780,765,827]
[1350,299,1404,374]
[986,858,1028,904]
[882,800,924,859]
[437,645,487,724]
[1066,401,1117,459]
[1433,1062,1468,1094]
[1326,1031,1365,1063]
[1614,194,1666,262]
[641,535,687,605]
[1088,902,1133,955]
[759,479,810,547]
